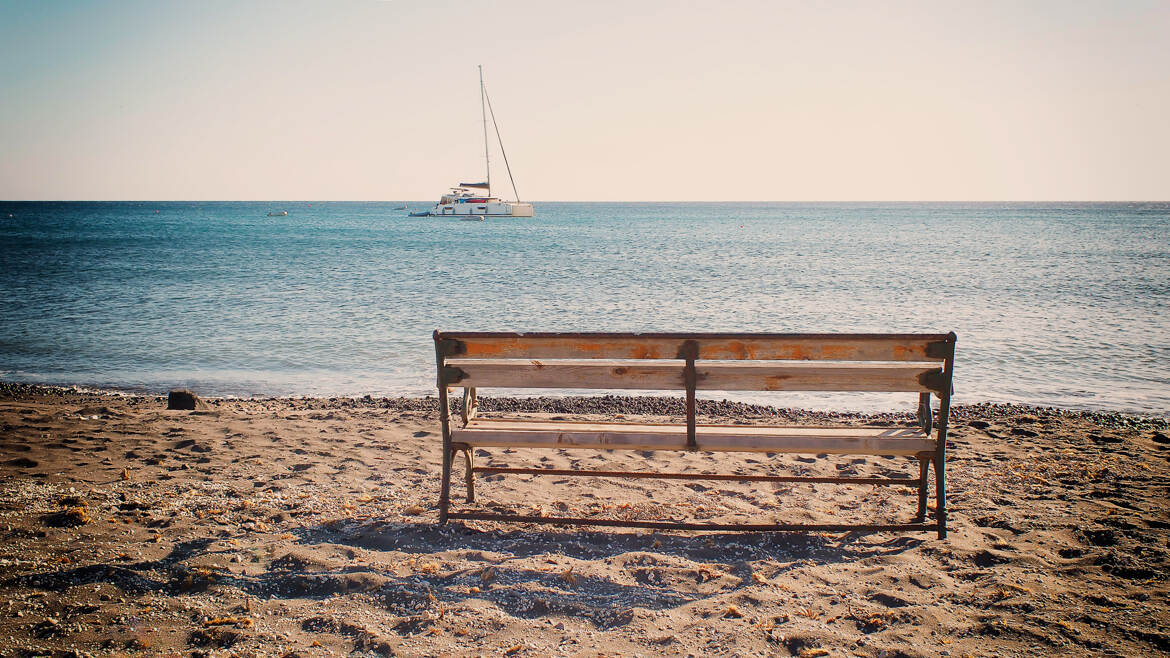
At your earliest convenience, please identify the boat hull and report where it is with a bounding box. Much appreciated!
[420,201,534,217]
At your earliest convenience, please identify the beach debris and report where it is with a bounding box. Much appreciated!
[203,616,253,628]
[32,617,63,638]
[43,504,92,527]
[189,627,242,648]
[856,610,898,631]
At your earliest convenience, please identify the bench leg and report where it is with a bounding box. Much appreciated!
[439,446,453,524]
[463,448,475,503]
[915,457,930,523]
[934,453,947,539]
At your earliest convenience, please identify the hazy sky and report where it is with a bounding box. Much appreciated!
[2,0,1168,201]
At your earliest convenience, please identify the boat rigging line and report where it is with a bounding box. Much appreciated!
[480,65,522,204]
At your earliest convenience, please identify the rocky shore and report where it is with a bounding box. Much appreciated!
[1,383,1167,656]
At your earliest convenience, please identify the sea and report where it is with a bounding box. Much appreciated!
[1,201,1167,415]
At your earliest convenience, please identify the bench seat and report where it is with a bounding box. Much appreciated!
[452,418,935,455]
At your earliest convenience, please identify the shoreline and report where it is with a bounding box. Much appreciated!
[1,383,1168,655]
[3,381,1168,429]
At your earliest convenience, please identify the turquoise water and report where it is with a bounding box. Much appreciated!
[1,201,1167,414]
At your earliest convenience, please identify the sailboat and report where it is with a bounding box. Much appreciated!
[411,66,534,218]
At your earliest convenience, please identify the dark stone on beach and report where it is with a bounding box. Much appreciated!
[1152,431,1169,445]
[167,389,207,410]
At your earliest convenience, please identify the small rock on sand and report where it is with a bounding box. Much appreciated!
[168,389,208,410]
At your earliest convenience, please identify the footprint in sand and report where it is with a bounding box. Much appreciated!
[869,592,911,607]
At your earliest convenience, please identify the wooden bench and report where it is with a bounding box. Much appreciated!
[433,331,957,538]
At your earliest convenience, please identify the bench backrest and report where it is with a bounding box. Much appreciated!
[434,332,956,395]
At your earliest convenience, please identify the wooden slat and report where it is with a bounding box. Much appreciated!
[699,362,942,392]
[439,332,952,362]
[448,512,940,532]
[448,358,681,390]
[445,359,943,392]
[452,421,935,455]
[465,418,928,435]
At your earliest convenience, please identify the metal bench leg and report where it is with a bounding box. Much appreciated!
[463,448,475,503]
[434,333,454,525]
[439,446,453,524]
[915,457,930,523]
[934,453,947,539]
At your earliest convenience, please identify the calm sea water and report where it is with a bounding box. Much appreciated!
[1,201,1167,414]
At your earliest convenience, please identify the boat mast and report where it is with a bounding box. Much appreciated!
[479,65,490,197]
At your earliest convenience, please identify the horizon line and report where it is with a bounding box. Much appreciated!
[3,199,1168,204]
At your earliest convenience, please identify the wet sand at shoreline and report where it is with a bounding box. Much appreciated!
[1,384,1168,656]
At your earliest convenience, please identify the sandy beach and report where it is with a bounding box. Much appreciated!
[1,383,1167,657]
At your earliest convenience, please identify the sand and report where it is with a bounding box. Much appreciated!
[1,383,1168,657]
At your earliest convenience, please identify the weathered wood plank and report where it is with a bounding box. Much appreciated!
[445,359,944,392]
[452,421,934,455]
[447,512,940,532]
[466,418,928,437]
[448,359,682,389]
[438,332,953,362]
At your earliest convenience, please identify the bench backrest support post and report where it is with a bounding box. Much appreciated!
[917,392,932,435]
[434,331,455,523]
[681,339,698,449]
[933,332,956,539]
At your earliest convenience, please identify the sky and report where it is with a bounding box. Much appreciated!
[1,0,1168,201]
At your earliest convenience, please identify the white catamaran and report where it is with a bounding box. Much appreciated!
[411,67,534,218]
